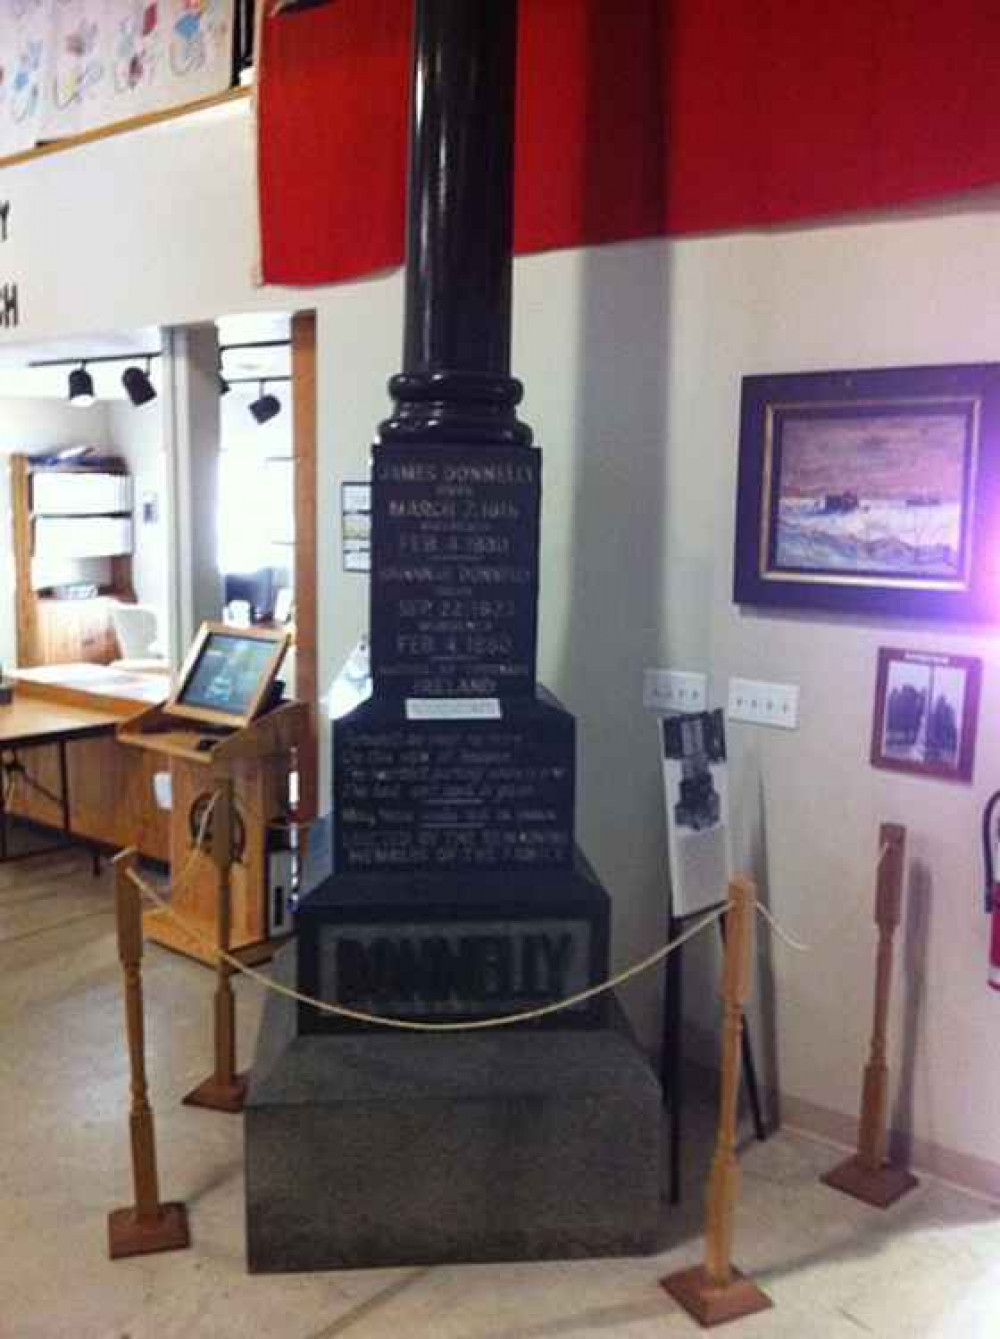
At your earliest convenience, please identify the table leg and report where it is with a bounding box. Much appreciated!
[0,748,9,862]
[58,741,71,839]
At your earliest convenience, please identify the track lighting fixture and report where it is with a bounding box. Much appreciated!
[217,339,289,404]
[68,364,95,408]
[122,357,157,407]
[249,380,282,425]
[36,350,161,408]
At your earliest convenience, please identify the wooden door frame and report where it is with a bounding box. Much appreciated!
[11,454,37,666]
[291,310,319,820]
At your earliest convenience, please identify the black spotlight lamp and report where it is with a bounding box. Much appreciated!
[219,370,231,396]
[122,357,157,407]
[249,380,281,425]
[68,363,95,408]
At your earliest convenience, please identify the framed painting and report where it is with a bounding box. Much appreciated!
[870,647,980,782]
[733,364,1000,620]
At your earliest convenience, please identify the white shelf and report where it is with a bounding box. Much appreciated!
[34,515,133,559]
[32,470,132,517]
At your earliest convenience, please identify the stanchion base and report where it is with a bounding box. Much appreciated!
[182,1072,248,1114]
[821,1155,918,1208]
[661,1265,773,1329]
[108,1202,190,1259]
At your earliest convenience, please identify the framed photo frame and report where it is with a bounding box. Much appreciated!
[341,481,371,573]
[733,364,1000,620]
[870,647,981,782]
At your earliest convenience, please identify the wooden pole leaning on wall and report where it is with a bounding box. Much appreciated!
[822,822,918,1208]
[183,778,247,1113]
[108,850,190,1259]
[661,876,773,1328]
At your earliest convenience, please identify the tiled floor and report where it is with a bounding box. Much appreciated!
[2,850,999,1338]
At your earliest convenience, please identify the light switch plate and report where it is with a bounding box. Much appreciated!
[643,668,708,714]
[727,677,799,729]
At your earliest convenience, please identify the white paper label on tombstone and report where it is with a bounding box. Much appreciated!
[406,698,502,721]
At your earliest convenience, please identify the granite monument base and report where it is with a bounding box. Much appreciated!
[245,953,661,1272]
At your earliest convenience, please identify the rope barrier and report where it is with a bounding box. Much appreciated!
[132,790,220,951]
[747,840,892,957]
[126,863,727,1031]
[754,902,810,953]
[120,784,827,1031]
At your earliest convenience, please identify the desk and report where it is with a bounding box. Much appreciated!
[0,694,125,864]
[4,668,171,861]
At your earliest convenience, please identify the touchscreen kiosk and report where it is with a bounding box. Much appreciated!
[167,623,290,730]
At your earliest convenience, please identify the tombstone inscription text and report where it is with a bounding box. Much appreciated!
[371,442,540,698]
[333,693,575,873]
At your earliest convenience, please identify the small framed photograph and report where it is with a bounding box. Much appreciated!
[733,363,1000,620]
[341,481,371,573]
[870,647,981,782]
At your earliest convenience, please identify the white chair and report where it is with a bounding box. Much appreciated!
[110,603,169,673]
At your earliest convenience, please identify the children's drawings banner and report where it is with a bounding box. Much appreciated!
[0,0,233,156]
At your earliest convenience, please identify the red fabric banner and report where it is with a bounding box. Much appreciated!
[257,0,1000,287]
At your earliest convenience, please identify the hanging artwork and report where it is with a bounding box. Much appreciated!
[0,0,50,157]
[870,647,981,783]
[733,364,1000,622]
[0,0,234,158]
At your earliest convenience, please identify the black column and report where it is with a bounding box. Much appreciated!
[380,0,532,447]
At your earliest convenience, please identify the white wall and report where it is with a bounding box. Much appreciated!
[0,397,111,670]
[673,207,1000,1187]
[6,98,1000,1184]
[107,396,168,631]
[163,325,223,656]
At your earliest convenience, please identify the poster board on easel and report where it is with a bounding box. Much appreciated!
[658,707,766,1204]
[661,709,733,917]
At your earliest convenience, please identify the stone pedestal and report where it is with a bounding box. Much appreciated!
[245,953,661,1273]
[245,1,661,1276]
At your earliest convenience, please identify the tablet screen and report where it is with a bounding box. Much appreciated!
[178,632,280,718]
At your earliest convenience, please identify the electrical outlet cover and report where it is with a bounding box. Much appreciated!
[643,668,708,714]
[727,677,799,729]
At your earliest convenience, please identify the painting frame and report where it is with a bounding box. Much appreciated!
[733,364,1000,621]
[870,647,980,783]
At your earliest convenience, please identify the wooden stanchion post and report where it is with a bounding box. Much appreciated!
[183,779,247,1113]
[661,876,773,1328]
[822,823,917,1208]
[108,849,190,1259]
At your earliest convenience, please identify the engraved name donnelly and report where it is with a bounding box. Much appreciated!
[376,461,536,485]
[332,928,578,1010]
[378,564,533,584]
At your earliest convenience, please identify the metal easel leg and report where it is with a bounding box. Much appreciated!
[661,921,684,1205]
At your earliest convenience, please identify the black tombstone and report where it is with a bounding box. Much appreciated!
[294,0,611,1032]
[246,2,661,1273]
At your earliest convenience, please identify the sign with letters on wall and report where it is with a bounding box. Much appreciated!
[0,199,20,330]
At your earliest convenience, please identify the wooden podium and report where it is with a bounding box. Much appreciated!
[118,700,308,966]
